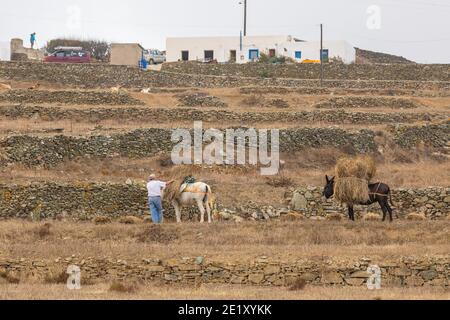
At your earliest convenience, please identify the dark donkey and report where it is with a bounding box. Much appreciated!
[323,175,396,222]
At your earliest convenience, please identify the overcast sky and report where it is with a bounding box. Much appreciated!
[1,0,449,63]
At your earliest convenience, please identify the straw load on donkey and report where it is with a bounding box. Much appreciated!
[323,155,395,222]
[164,175,214,224]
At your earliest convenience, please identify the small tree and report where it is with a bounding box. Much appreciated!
[45,38,111,62]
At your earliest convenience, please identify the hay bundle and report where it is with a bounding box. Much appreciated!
[334,155,376,204]
[406,213,426,221]
[363,212,381,221]
[163,182,183,202]
[162,165,200,202]
[335,155,376,181]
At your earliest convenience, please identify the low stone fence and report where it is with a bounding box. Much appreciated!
[313,96,423,109]
[0,105,441,125]
[1,123,448,168]
[239,86,450,97]
[0,90,143,105]
[161,62,450,82]
[0,62,448,91]
[0,128,376,167]
[0,183,448,220]
[1,255,448,287]
[392,122,450,149]
[289,186,450,220]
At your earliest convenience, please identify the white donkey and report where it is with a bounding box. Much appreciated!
[170,182,214,223]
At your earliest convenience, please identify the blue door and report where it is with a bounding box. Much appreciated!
[249,49,259,60]
[321,49,329,63]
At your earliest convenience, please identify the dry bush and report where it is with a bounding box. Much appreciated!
[265,175,294,188]
[288,278,307,291]
[280,212,305,221]
[34,223,52,239]
[0,270,20,284]
[44,269,68,284]
[118,216,143,225]
[406,213,427,221]
[93,216,111,225]
[135,225,179,244]
[241,95,265,107]
[109,281,139,294]
[159,155,174,167]
[326,213,343,221]
[391,148,416,164]
[363,212,381,221]
[268,98,290,109]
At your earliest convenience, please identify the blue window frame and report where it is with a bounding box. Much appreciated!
[249,49,259,60]
[295,51,302,59]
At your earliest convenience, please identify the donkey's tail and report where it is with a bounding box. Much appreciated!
[389,189,399,218]
[389,189,395,208]
[203,185,211,203]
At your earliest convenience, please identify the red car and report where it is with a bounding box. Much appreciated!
[44,47,91,63]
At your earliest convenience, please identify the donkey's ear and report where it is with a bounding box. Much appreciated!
[325,175,330,183]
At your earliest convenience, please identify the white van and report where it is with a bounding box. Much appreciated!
[143,49,166,64]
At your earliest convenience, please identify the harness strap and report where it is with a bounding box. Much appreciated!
[369,192,389,197]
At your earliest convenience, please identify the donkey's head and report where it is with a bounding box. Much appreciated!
[323,175,335,199]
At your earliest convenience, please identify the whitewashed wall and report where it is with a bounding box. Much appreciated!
[166,36,356,64]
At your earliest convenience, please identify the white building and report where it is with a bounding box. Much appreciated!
[166,35,356,64]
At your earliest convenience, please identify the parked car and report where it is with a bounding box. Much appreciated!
[143,49,166,64]
[44,47,91,63]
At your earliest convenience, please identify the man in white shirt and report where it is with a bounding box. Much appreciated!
[146,174,174,224]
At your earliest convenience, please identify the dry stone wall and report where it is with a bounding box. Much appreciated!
[313,96,423,109]
[0,105,441,125]
[0,255,448,287]
[1,124,448,168]
[289,186,449,220]
[0,62,448,91]
[239,86,450,98]
[0,183,448,220]
[392,122,450,149]
[162,62,450,81]
[0,89,143,105]
[0,128,376,168]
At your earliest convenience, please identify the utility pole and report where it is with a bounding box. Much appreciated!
[320,23,323,87]
[244,0,247,36]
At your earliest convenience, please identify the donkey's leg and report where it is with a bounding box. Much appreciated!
[172,200,182,223]
[384,199,394,222]
[196,198,206,223]
[347,205,355,221]
[379,200,388,222]
[205,200,212,223]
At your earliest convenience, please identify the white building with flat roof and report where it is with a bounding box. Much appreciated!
[166,35,356,64]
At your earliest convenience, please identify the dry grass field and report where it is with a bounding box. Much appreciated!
[0,219,449,262]
[1,220,449,300]
[1,283,448,300]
